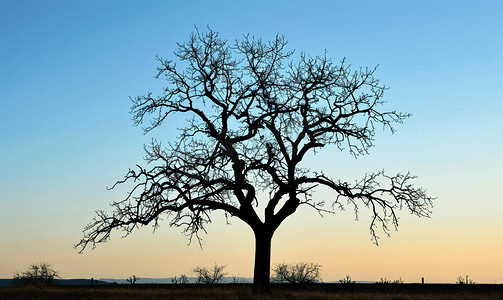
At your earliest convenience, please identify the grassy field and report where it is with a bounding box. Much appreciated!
[1,283,502,300]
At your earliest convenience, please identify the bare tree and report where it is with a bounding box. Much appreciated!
[13,262,60,285]
[339,275,355,285]
[127,275,140,284]
[171,274,189,284]
[272,262,322,284]
[193,263,228,284]
[75,28,435,295]
[457,276,475,284]
[376,277,403,284]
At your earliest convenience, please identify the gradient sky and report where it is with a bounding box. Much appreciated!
[1,0,502,284]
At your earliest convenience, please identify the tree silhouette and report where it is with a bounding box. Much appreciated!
[193,263,228,284]
[272,262,322,285]
[75,28,434,295]
[13,262,60,285]
[127,275,140,284]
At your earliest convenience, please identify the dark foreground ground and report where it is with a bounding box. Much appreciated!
[1,283,502,300]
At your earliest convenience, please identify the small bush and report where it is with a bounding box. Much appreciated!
[13,262,59,285]
[375,277,404,284]
[193,263,228,284]
[272,262,322,284]
[126,275,140,284]
[393,277,404,284]
[375,278,392,284]
[171,274,189,284]
[457,276,475,284]
[339,275,355,285]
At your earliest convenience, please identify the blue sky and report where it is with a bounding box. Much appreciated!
[1,0,502,283]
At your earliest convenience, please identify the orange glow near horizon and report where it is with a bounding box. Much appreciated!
[3,202,502,283]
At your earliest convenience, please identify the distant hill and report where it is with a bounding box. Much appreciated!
[0,279,14,286]
[0,278,109,286]
[57,279,110,285]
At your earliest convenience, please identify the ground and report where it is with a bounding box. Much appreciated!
[1,283,502,299]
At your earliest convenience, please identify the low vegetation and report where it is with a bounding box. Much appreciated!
[1,284,502,300]
[171,274,189,284]
[272,262,322,284]
[126,275,140,285]
[376,277,404,284]
[457,275,476,284]
[339,275,355,285]
[192,263,228,284]
[7,261,497,299]
[12,262,59,285]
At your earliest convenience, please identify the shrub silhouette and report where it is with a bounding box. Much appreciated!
[127,275,140,284]
[339,275,355,285]
[457,276,475,284]
[375,277,404,284]
[272,262,322,284]
[193,264,228,284]
[171,274,189,284]
[13,262,59,285]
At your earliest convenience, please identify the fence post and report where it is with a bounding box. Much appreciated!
[91,278,94,286]
[421,277,424,284]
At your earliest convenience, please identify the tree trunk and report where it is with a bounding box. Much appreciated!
[252,228,273,295]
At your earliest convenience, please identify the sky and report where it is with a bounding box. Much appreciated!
[1,0,502,284]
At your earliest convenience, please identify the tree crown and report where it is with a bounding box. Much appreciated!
[75,28,434,252]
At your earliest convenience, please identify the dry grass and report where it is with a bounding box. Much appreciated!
[1,284,502,300]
